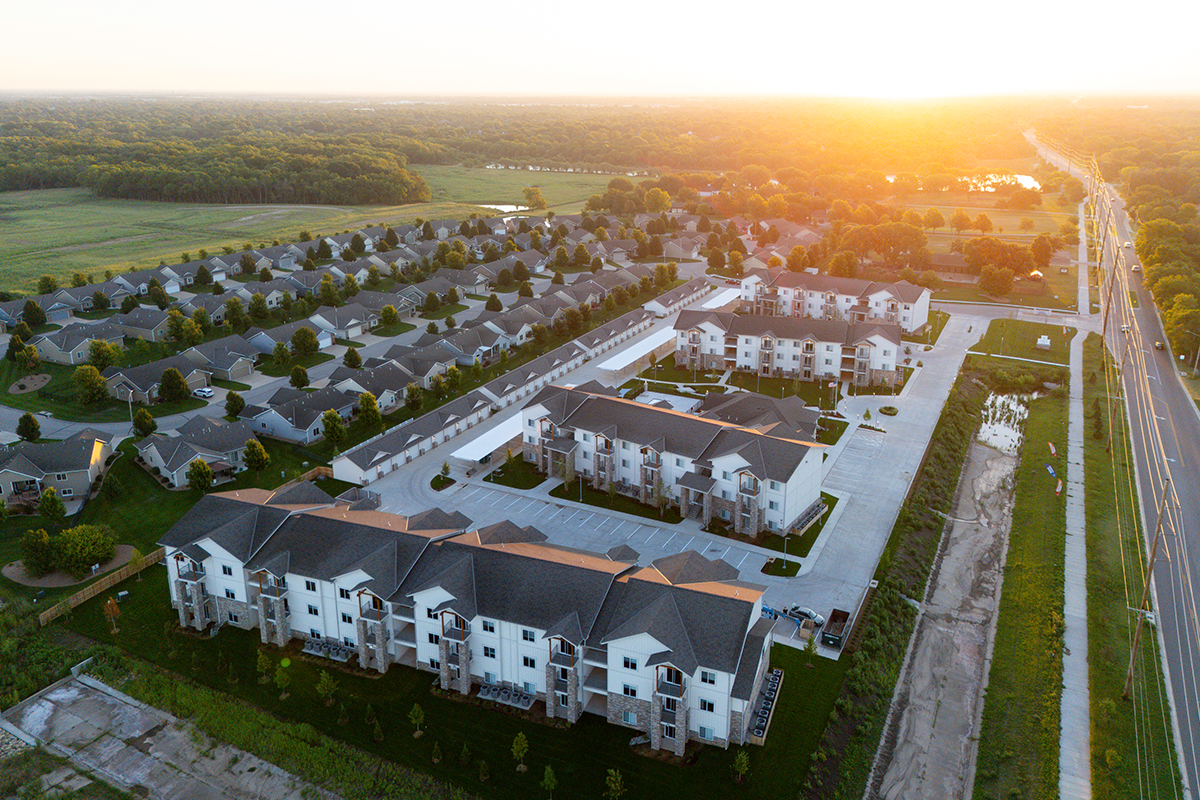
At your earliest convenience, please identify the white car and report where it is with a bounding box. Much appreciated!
[192,387,215,398]
[1124,242,1133,249]
[790,606,826,627]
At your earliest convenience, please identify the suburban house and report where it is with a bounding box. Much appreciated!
[136,416,257,488]
[353,290,417,319]
[52,281,131,312]
[180,335,259,381]
[111,307,173,343]
[176,294,231,326]
[673,310,902,388]
[28,323,125,365]
[328,360,413,414]
[521,384,824,535]
[378,343,457,390]
[244,321,334,355]
[0,429,114,512]
[233,280,292,310]
[0,295,75,327]
[239,386,355,444]
[102,354,211,405]
[308,303,378,340]
[738,271,931,334]
[113,268,181,296]
[161,487,774,752]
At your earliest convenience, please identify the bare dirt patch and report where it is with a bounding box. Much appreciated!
[871,441,1016,800]
[3,544,135,588]
[9,373,50,394]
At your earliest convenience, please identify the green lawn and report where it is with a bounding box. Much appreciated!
[420,302,468,321]
[968,318,1075,366]
[1082,333,1181,799]
[759,493,839,558]
[902,309,950,344]
[335,338,365,348]
[484,458,547,490]
[549,478,683,525]
[62,568,835,800]
[255,352,335,377]
[816,417,848,446]
[0,359,206,422]
[373,321,416,338]
[973,388,1068,800]
[932,283,1074,311]
[211,378,251,392]
[761,558,800,577]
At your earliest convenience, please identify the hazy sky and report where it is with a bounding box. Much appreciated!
[6,0,1200,97]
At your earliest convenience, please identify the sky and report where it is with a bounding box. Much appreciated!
[5,0,1200,98]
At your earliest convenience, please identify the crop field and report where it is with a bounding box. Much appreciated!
[0,166,613,291]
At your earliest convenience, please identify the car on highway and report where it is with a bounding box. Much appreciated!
[789,606,826,627]
[1155,341,1164,350]
[1121,325,1131,334]
[192,387,215,398]
[1125,242,1133,249]
[1132,264,1141,272]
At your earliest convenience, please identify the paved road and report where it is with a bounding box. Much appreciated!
[1035,134,1200,798]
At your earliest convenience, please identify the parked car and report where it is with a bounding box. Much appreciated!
[790,606,826,627]
[36,410,52,417]
[192,387,214,398]
[1155,341,1164,350]
[1125,241,1133,249]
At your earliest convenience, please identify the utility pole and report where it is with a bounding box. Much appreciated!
[1107,338,1128,454]
[1123,479,1171,700]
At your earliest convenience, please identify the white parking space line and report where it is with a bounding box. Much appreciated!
[504,497,524,509]
[680,536,694,550]
[460,486,484,500]
[735,552,750,568]
[664,532,677,546]
[579,512,595,525]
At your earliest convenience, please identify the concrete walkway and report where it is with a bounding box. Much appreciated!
[1059,230,1093,797]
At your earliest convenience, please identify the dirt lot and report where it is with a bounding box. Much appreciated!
[870,441,1017,799]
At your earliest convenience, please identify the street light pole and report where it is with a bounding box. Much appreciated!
[1123,479,1171,700]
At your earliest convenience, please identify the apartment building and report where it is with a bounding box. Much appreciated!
[521,384,824,535]
[739,270,930,333]
[673,310,901,388]
[160,484,774,753]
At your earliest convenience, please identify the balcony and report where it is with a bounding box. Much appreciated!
[551,650,577,669]
[360,608,387,623]
[656,679,686,699]
[443,626,470,643]
[583,646,607,667]
[583,668,608,693]
[260,584,287,599]
[178,565,205,582]
[739,483,759,497]
[597,441,614,456]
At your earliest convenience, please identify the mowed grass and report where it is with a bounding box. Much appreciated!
[64,568,841,800]
[1083,333,1181,800]
[0,166,612,291]
[0,359,206,423]
[973,382,1069,800]
[968,318,1076,366]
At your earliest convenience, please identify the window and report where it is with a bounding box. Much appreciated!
[524,681,535,694]
[557,692,568,707]
[61,488,74,498]
[55,473,67,482]
[623,656,638,670]
[769,480,779,491]
[621,459,629,468]
[307,605,318,616]
[343,637,354,647]
[824,358,832,366]
[341,613,352,624]
[699,726,714,740]
[228,612,239,623]
[310,629,321,639]
[426,608,437,619]
[883,349,890,357]
[527,418,534,427]
[484,671,496,684]
[701,670,716,685]
[675,457,683,467]
[722,471,731,480]
[523,656,537,669]
[482,619,495,633]
[700,698,715,713]
[429,633,440,645]
[721,490,730,500]
[582,451,589,460]
[623,710,638,725]
[221,565,233,576]
[304,580,317,592]
[582,433,590,442]
[430,658,439,670]
[662,723,676,739]
[622,442,630,450]
[623,684,637,698]
[225,589,235,600]
[339,588,351,600]
[768,500,778,510]
[522,629,536,642]
[484,646,496,659]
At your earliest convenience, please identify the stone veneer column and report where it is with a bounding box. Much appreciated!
[438,638,451,690]
[457,644,471,694]
[566,665,580,723]
[702,492,712,525]
[650,697,662,750]
[729,710,744,745]
[374,620,388,674]
[592,453,601,490]
[257,596,270,645]
[544,662,556,719]
[188,582,206,630]
[355,619,371,670]
[733,495,745,535]
[674,699,688,757]
[639,466,651,504]
[174,580,190,629]
[272,598,289,647]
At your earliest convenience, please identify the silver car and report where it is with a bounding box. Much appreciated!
[790,606,826,627]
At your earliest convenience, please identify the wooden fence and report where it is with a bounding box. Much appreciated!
[38,546,166,627]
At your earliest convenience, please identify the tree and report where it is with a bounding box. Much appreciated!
[542,765,558,799]
[39,486,66,523]
[128,546,145,581]
[949,208,972,233]
[1019,217,1036,232]
[270,341,290,367]
[160,368,188,403]
[646,187,672,213]
[430,373,445,400]
[804,629,818,667]
[290,365,309,389]
[979,264,1015,297]
[426,321,439,335]
[445,316,456,329]
[318,275,340,307]
[133,408,157,437]
[405,383,423,416]
[192,307,212,334]
[479,760,490,782]
[243,438,270,478]
[256,650,272,684]
[249,293,269,320]
[148,284,170,310]
[512,732,529,772]
[291,325,319,358]
[343,346,362,369]
[103,596,121,634]
[727,250,744,278]
[316,671,339,706]
[922,207,945,230]
[732,749,750,783]
[523,186,547,210]
[23,300,46,329]
[70,271,88,288]
[274,662,291,699]
[4,333,24,363]
[187,459,214,493]
[322,410,345,450]
[17,412,39,442]
[974,213,993,234]
[91,290,111,311]
[409,703,425,736]
[1031,233,1057,270]
[381,305,398,326]
[74,365,108,405]
[359,391,382,432]
[604,769,626,800]
[443,366,462,396]
[519,282,534,298]
[225,391,246,418]
[828,250,859,279]
[485,293,502,312]
[16,345,39,373]
[196,264,213,286]
[37,275,58,295]
[120,295,139,314]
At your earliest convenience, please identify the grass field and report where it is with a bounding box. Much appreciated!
[1082,333,1181,799]
[63,567,844,800]
[0,359,206,422]
[973,373,1069,800]
[0,166,612,291]
[968,318,1076,366]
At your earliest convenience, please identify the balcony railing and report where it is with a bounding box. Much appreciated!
[360,608,387,623]
[178,566,205,582]
[551,650,576,668]
[443,626,470,643]
[656,679,686,699]
[739,484,759,497]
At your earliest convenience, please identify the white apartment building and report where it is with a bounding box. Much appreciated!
[674,310,902,388]
[739,269,931,334]
[521,384,824,535]
[160,484,775,755]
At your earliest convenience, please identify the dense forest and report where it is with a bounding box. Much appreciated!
[0,96,1048,206]
[1037,99,1200,357]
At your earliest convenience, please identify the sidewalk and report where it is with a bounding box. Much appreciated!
[1060,329,1092,798]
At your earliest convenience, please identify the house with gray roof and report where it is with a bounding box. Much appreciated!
[0,429,114,513]
[239,385,355,444]
[102,354,210,405]
[308,302,378,340]
[180,334,258,381]
[28,322,124,365]
[244,320,334,355]
[522,384,824,535]
[739,269,931,333]
[111,306,172,343]
[136,416,256,488]
[642,277,711,318]
[160,487,774,752]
